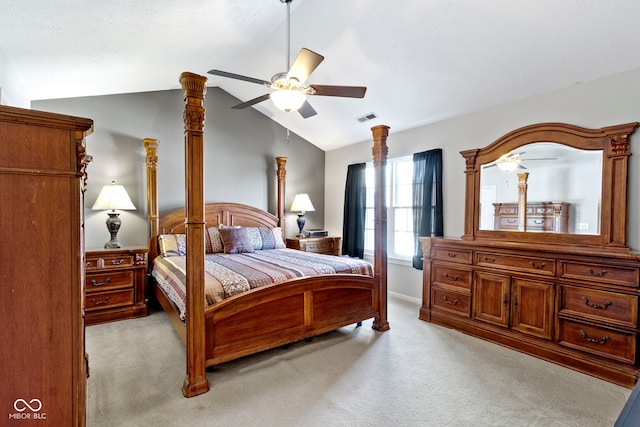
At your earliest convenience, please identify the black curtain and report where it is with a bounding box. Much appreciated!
[342,162,367,258]
[412,149,443,269]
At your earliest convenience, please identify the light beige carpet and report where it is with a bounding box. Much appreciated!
[86,295,630,426]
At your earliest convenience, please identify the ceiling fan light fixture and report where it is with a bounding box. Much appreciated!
[270,90,306,112]
[497,160,520,173]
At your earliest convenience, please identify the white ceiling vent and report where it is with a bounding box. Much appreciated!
[357,112,378,123]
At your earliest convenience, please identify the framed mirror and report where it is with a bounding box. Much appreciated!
[460,122,639,249]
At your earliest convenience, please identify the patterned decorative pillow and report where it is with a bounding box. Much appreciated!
[259,227,286,249]
[245,227,263,250]
[158,234,187,257]
[206,227,224,253]
[218,227,255,254]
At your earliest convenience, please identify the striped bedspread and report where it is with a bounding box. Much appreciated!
[151,248,373,320]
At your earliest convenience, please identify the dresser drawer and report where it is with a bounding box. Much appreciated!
[431,247,473,264]
[561,261,639,287]
[85,289,134,311]
[86,271,134,293]
[476,251,555,276]
[432,264,472,290]
[558,319,636,364]
[431,287,471,317]
[560,285,638,329]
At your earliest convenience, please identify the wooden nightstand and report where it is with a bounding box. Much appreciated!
[85,247,148,325]
[286,236,342,256]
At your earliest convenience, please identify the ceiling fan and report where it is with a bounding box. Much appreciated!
[483,152,557,172]
[207,0,366,118]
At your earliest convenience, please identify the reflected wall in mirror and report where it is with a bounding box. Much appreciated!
[479,142,602,235]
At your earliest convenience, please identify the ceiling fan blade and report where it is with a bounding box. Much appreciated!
[286,48,324,83]
[310,84,367,98]
[298,100,317,119]
[208,69,271,86]
[232,93,271,109]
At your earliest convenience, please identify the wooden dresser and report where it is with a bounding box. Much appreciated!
[420,122,640,387]
[493,201,569,233]
[286,236,341,255]
[85,248,148,325]
[421,237,640,386]
[0,105,93,426]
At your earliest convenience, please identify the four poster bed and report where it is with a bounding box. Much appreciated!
[144,72,390,397]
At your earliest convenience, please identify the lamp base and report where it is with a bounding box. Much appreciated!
[296,213,307,238]
[104,212,122,249]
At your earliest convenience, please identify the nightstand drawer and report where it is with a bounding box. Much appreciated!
[302,240,334,252]
[286,237,341,256]
[85,289,134,311]
[86,271,134,293]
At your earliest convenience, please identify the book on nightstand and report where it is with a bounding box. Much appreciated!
[306,229,328,237]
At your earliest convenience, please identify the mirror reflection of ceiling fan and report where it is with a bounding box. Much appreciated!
[483,152,558,172]
[207,0,367,119]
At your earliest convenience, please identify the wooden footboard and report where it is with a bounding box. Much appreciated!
[151,273,378,366]
[204,275,378,365]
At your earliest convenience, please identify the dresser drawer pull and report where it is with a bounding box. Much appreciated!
[447,252,457,258]
[110,258,125,265]
[90,277,111,287]
[529,261,546,269]
[90,296,111,306]
[445,273,460,281]
[533,220,544,225]
[442,296,459,305]
[506,219,517,224]
[579,329,610,345]
[484,256,496,263]
[581,296,612,310]
[587,268,608,277]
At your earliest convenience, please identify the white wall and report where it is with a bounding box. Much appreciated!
[325,68,640,300]
[0,47,29,107]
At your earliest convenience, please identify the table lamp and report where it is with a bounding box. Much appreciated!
[290,193,315,237]
[92,181,136,248]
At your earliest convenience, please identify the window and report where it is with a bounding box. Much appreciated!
[364,156,414,259]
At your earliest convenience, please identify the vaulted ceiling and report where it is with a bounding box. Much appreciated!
[2,0,640,150]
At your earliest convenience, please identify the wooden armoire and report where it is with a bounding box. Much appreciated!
[0,105,93,425]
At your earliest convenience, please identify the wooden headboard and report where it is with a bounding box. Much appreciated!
[159,202,280,235]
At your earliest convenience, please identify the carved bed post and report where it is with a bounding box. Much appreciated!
[144,138,159,262]
[371,125,390,331]
[179,72,209,397]
[275,156,287,231]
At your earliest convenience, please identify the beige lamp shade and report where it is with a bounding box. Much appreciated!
[290,193,315,213]
[92,183,136,211]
